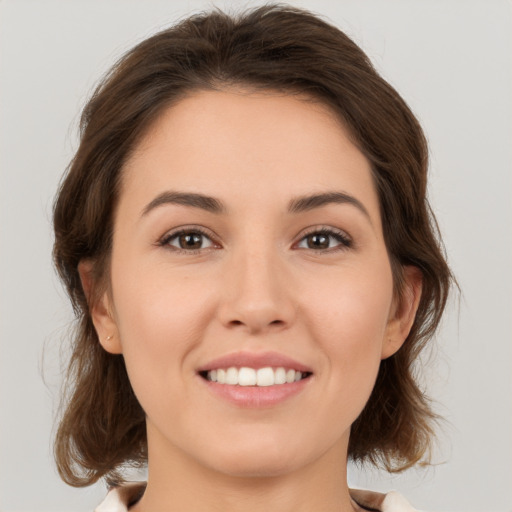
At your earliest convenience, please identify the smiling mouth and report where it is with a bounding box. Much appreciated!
[198,367,313,387]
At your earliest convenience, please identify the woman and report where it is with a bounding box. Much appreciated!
[53,5,452,511]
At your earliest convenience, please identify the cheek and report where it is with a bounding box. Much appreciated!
[304,260,393,343]
[302,263,393,399]
[109,260,218,390]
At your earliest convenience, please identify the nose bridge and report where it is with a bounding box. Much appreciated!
[220,237,295,333]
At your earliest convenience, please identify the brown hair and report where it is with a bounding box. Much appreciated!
[53,4,452,486]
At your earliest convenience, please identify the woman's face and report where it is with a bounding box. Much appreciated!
[91,90,418,478]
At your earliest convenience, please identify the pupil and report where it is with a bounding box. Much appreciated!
[180,233,202,249]
[308,233,329,249]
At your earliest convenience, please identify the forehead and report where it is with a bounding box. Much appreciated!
[121,89,379,220]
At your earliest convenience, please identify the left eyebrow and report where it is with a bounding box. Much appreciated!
[288,191,372,222]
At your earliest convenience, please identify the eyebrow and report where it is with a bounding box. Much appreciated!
[141,190,371,221]
[142,191,226,216]
[288,191,371,220]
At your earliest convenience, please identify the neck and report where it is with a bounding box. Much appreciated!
[132,424,358,512]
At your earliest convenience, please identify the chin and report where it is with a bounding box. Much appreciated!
[197,434,309,478]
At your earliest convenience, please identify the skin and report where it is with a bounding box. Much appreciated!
[82,90,422,512]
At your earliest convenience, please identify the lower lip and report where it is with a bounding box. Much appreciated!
[200,376,311,408]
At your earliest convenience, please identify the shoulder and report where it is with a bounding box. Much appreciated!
[350,488,419,512]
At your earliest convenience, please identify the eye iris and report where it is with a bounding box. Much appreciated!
[307,233,330,249]
[179,232,203,249]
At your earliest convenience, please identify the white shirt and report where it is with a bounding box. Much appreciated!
[95,482,418,511]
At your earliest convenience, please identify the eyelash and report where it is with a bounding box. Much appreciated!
[158,226,352,254]
[158,226,217,255]
[296,227,352,252]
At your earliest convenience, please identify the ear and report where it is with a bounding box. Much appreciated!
[78,260,123,354]
[381,265,423,360]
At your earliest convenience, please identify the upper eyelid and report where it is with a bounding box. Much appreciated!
[299,225,349,236]
[159,225,217,243]
[296,225,352,241]
[160,224,352,240]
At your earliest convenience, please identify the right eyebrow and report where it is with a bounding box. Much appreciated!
[141,191,227,217]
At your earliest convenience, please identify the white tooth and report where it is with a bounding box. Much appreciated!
[211,367,306,386]
[217,368,226,384]
[257,367,275,386]
[226,367,238,385]
[238,367,257,386]
[274,367,286,385]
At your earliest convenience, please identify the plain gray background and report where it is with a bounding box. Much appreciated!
[1,1,511,511]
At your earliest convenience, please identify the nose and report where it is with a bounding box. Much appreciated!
[217,246,296,335]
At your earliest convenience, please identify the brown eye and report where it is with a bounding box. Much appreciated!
[178,232,203,249]
[297,229,352,251]
[306,233,330,249]
[163,230,214,251]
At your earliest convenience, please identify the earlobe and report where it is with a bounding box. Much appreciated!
[100,332,122,354]
[78,260,123,355]
[381,266,423,360]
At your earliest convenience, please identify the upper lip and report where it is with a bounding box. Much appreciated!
[196,351,313,373]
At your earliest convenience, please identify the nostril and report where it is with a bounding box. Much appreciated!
[229,319,284,328]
